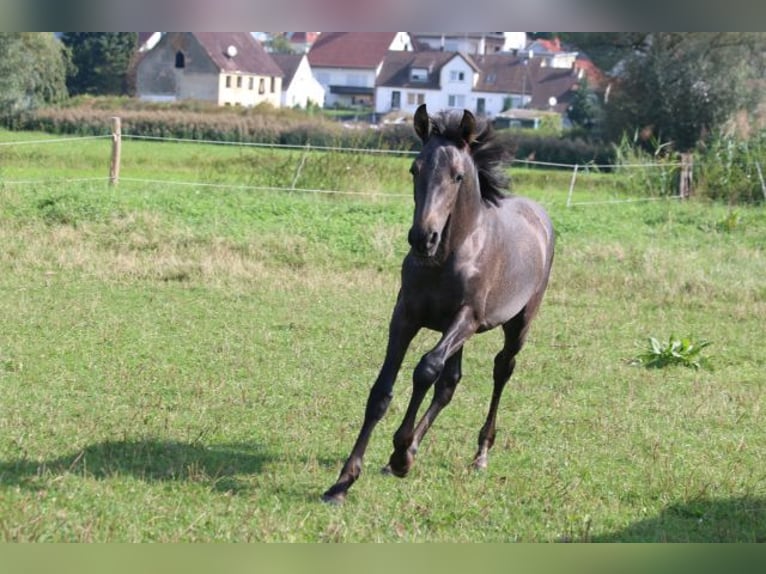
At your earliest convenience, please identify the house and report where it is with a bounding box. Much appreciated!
[375,50,480,115]
[270,53,325,108]
[471,53,585,116]
[307,32,416,108]
[375,50,589,125]
[136,32,283,107]
[413,33,508,55]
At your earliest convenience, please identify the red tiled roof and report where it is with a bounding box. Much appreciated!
[193,32,283,77]
[308,32,407,69]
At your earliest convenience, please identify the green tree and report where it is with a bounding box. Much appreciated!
[557,33,649,73]
[603,33,765,151]
[266,34,296,54]
[61,32,138,95]
[567,77,602,133]
[0,33,69,119]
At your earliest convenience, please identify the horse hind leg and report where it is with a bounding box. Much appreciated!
[386,348,463,477]
[472,314,528,470]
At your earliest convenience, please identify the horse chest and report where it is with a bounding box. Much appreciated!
[401,261,477,331]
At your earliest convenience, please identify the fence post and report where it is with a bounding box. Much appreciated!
[566,164,579,208]
[755,161,766,201]
[679,152,693,198]
[109,116,122,186]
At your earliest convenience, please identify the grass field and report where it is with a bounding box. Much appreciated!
[0,130,764,541]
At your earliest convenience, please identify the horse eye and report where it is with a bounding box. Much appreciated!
[454,173,464,183]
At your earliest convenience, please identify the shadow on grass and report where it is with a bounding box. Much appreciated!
[587,496,766,542]
[0,439,273,494]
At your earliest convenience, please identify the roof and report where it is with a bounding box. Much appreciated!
[270,53,304,86]
[192,32,283,77]
[308,32,409,69]
[472,53,581,111]
[376,51,473,90]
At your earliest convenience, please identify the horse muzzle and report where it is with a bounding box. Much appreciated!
[408,225,442,259]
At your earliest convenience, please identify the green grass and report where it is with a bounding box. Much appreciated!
[0,130,764,541]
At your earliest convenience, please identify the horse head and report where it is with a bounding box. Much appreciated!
[408,104,479,261]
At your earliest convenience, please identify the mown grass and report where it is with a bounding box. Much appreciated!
[0,131,764,541]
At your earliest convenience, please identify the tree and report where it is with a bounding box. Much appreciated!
[567,77,603,134]
[0,33,69,118]
[266,34,296,54]
[557,33,650,73]
[603,33,765,152]
[61,33,138,96]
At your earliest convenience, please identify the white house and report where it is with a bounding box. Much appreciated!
[136,32,283,107]
[308,32,415,108]
[413,33,507,55]
[376,51,481,115]
[270,53,326,108]
[375,50,586,121]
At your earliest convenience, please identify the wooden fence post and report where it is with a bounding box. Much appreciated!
[109,117,122,186]
[679,152,693,199]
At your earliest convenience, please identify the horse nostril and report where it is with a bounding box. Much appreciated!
[427,231,439,249]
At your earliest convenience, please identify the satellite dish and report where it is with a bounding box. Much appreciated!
[548,96,557,108]
[226,45,238,58]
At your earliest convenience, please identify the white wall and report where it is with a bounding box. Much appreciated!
[313,67,376,107]
[283,57,326,108]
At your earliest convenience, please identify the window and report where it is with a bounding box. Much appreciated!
[236,76,242,88]
[249,77,254,90]
[477,98,486,116]
[410,68,428,82]
[258,78,265,94]
[449,70,465,82]
[345,73,366,86]
[225,75,232,88]
[270,77,276,93]
[390,91,401,109]
[448,94,465,107]
[407,92,425,106]
[175,51,185,68]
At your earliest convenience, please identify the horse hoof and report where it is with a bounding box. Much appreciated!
[321,486,347,505]
[472,457,488,471]
[321,491,346,505]
[381,464,408,478]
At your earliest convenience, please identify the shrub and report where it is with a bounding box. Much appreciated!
[632,334,712,370]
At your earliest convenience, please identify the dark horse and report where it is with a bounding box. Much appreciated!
[322,104,555,504]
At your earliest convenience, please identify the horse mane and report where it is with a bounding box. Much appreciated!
[429,110,511,207]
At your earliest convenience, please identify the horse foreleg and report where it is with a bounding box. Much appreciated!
[390,348,463,474]
[322,300,417,504]
[388,306,477,477]
[473,315,527,470]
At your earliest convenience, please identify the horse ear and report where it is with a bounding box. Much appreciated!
[414,104,430,142]
[460,109,477,145]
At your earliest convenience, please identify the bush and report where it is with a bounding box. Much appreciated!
[9,99,420,153]
[497,131,616,168]
[696,132,766,204]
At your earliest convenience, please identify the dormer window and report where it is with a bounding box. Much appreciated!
[410,67,428,82]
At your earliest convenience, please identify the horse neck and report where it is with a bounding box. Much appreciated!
[448,176,485,251]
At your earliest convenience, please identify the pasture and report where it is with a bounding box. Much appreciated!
[0,130,764,541]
